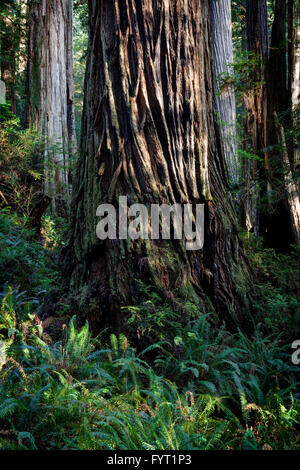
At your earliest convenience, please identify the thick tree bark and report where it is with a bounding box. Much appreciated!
[210,0,238,186]
[65,0,252,332]
[239,0,268,235]
[26,0,76,214]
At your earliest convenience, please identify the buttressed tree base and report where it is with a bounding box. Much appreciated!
[65,0,252,331]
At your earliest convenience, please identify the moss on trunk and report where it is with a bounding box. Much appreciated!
[64,0,253,332]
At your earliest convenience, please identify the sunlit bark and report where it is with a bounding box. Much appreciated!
[26,0,76,214]
[65,0,252,331]
[211,0,238,185]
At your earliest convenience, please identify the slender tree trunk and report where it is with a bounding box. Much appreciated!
[262,0,300,248]
[239,0,268,235]
[275,115,300,244]
[26,0,76,214]
[288,0,295,103]
[291,7,300,117]
[210,0,238,186]
[0,10,17,114]
[267,0,288,116]
[288,0,300,171]
[65,0,252,331]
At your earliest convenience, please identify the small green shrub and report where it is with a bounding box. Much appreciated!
[0,209,58,299]
[242,233,300,340]
[0,293,298,450]
[0,114,44,214]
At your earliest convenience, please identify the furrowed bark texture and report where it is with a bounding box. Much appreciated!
[66,0,252,331]
[26,0,76,213]
[210,0,238,186]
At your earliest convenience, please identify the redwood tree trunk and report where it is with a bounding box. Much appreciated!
[291,6,300,120]
[26,0,76,214]
[210,0,238,186]
[239,0,269,235]
[66,0,252,331]
[0,6,17,114]
[288,0,300,172]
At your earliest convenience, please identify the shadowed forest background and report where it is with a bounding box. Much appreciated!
[0,0,299,450]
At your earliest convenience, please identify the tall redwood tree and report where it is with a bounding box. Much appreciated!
[26,0,76,214]
[65,0,252,331]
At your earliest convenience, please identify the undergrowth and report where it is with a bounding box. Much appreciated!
[0,212,299,450]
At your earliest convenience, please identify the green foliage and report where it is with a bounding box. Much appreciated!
[242,233,300,341]
[217,51,263,105]
[0,290,299,450]
[0,209,59,300]
[41,215,68,249]
[0,220,298,450]
[0,1,28,119]
[0,115,44,213]
[0,0,298,451]
[123,282,182,343]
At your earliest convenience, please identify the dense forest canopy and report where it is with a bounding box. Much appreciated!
[0,0,299,452]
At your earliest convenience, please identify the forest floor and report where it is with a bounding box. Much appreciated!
[0,207,299,450]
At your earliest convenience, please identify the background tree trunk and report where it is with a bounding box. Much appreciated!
[210,0,238,186]
[288,0,300,172]
[291,6,300,122]
[0,6,17,114]
[65,0,252,332]
[239,0,268,235]
[26,0,76,214]
[262,0,300,249]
